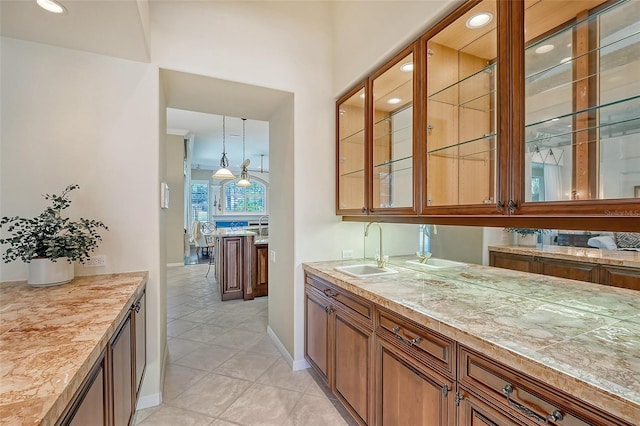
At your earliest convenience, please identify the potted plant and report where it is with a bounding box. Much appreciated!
[0,184,108,287]
[504,228,545,247]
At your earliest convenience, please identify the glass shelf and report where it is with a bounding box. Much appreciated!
[526,30,640,83]
[427,133,497,155]
[525,116,640,148]
[339,168,365,178]
[340,128,365,145]
[525,94,640,128]
[427,62,496,107]
[373,155,412,170]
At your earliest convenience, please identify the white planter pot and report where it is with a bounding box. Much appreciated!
[28,258,74,287]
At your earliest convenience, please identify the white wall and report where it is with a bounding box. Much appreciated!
[331,0,458,95]
[0,37,164,404]
[166,134,185,265]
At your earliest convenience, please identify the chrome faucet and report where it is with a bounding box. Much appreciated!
[258,215,268,237]
[365,222,387,268]
[417,224,438,263]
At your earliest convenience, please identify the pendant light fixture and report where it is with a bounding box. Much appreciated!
[212,116,235,180]
[237,118,251,187]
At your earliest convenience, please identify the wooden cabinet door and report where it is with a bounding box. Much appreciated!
[457,388,530,426]
[535,258,598,283]
[376,338,455,426]
[334,309,373,425]
[111,315,133,426]
[61,353,107,426]
[489,251,535,273]
[254,244,269,297]
[599,265,640,291]
[304,288,330,383]
[220,236,244,301]
[134,291,146,399]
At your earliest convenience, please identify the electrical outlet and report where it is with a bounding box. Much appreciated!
[342,249,353,259]
[86,254,106,267]
[269,250,276,263]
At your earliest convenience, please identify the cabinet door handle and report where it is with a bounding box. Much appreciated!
[507,199,518,214]
[392,326,421,347]
[324,306,334,314]
[496,200,505,212]
[361,206,368,214]
[134,301,141,313]
[323,289,337,298]
[502,384,563,424]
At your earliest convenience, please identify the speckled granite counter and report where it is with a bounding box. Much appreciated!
[489,245,640,268]
[303,258,640,424]
[0,272,148,426]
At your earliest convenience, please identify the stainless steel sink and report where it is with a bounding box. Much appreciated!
[405,258,465,270]
[334,264,398,278]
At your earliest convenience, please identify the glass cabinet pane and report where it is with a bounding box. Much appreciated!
[338,88,366,211]
[524,0,640,202]
[371,52,414,210]
[425,0,497,207]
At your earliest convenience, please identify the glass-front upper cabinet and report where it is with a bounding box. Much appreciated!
[337,85,367,214]
[522,0,640,208]
[369,46,418,214]
[424,0,498,212]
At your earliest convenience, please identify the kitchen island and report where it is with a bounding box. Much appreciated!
[212,229,268,301]
[0,272,147,425]
[303,258,639,425]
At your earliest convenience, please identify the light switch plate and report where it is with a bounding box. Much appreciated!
[342,250,353,259]
[269,250,276,263]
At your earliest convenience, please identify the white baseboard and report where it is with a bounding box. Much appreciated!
[166,262,184,268]
[267,326,310,371]
[136,341,168,410]
[136,393,162,410]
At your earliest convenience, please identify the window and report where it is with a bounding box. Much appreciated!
[191,180,209,222]
[223,180,267,214]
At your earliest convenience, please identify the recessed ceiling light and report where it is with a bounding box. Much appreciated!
[37,0,67,14]
[400,62,414,72]
[466,12,493,29]
[535,44,555,54]
[359,92,365,99]
[560,57,572,64]
[387,98,402,105]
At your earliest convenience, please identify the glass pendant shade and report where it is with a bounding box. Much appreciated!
[213,116,236,180]
[236,118,251,187]
[237,169,251,187]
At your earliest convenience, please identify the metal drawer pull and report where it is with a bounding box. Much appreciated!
[323,289,337,298]
[392,326,421,346]
[502,384,563,424]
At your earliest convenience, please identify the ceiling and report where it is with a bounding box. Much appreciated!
[0,0,150,62]
[168,109,270,173]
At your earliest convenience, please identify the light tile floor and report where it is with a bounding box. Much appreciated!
[134,264,355,426]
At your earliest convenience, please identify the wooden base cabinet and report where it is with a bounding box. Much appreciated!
[252,242,269,297]
[304,273,374,425]
[110,315,133,426]
[489,250,640,290]
[376,339,455,426]
[57,286,146,426]
[303,271,634,426]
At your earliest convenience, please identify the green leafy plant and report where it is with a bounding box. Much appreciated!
[0,185,109,263]
[504,228,546,237]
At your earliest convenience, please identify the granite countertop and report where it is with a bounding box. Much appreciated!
[209,229,256,237]
[0,272,148,426]
[489,244,640,268]
[303,258,640,424]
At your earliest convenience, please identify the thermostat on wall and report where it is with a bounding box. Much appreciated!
[161,182,169,209]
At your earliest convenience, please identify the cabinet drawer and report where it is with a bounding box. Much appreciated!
[459,346,632,426]
[305,274,372,321]
[376,307,454,378]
